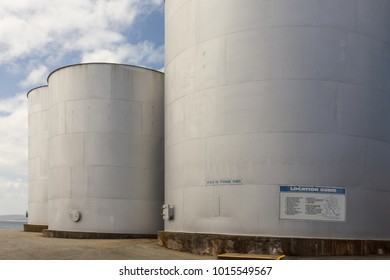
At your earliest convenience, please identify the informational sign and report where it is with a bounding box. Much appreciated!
[280,186,346,222]
[206,179,243,186]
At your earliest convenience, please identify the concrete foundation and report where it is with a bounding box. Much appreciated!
[43,229,156,239]
[24,224,48,233]
[158,231,390,257]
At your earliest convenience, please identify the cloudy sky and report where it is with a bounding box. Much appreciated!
[0,0,164,215]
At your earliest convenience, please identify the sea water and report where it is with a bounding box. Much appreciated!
[0,221,25,230]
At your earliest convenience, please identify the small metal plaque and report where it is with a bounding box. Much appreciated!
[69,209,81,222]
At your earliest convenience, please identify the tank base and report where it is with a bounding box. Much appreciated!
[42,229,157,239]
[24,224,48,233]
[157,231,390,257]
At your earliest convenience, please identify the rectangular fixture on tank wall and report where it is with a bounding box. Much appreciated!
[279,186,346,222]
[212,195,220,217]
[162,204,174,220]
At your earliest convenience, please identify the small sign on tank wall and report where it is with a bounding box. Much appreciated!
[206,179,243,186]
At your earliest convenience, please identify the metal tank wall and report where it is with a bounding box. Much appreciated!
[165,0,390,239]
[27,86,49,226]
[47,63,164,234]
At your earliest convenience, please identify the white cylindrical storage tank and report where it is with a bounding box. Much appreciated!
[27,86,49,228]
[47,63,164,235]
[164,0,390,244]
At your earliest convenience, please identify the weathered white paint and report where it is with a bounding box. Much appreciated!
[47,63,164,234]
[165,0,390,239]
[27,86,49,226]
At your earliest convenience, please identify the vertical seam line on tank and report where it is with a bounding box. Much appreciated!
[336,82,340,137]
[83,130,86,199]
[86,136,89,198]
[381,45,384,91]
[224,34,227,86]
[70,166,73,199]
[64,101,67,134]
[166,0,189,23]
[140,99,144,135]
[110,65,113,100]
[204,135,207,187]
[354,0,358,33]
[83,132,85,165]
[195,0,198,44]
[361,140,369,188]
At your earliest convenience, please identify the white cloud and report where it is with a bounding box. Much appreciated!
[0,176,28,215]
[19,65,48,89]
[0,0,164,89]
[0,94,28,176]
[0,0,164,65]
[0,93,28,214]
[81,42,164,66]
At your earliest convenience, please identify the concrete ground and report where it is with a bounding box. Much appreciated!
[0,230,214,260]
[0,230,388,260]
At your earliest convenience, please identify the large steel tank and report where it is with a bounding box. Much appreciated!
[27,86,49,226]
[47,63,164,234]
[164,0,390,239]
